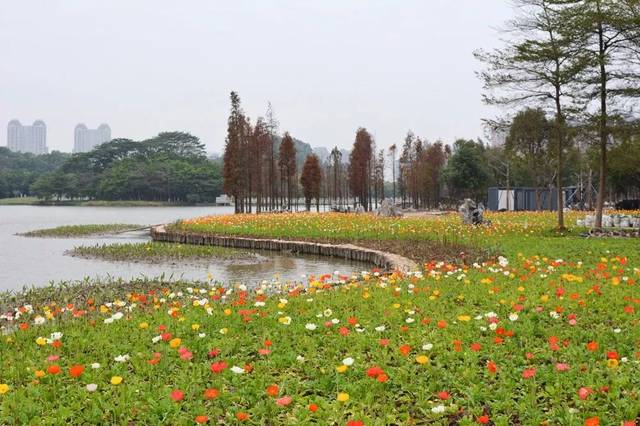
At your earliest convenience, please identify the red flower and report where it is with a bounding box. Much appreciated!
[208,348,220,358]
[170,390,184,402]
[195,415,209,424]
[47,364,61,375]
[585,417,599,426]
[606,351,619,360]
[69,364,84,378]
[210,361,227,373]
[477,415,490,424]
[308,403,318,412]
[522,368,536,379]
[486,360,497,374]
[367,366,383,378]
[376,373,389,383]
[378,339,390,347]
[437,391,450,400]
[347,421,364,426]
[470,342,481,352]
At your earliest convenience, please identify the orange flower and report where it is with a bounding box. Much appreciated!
[399,344,411,356]
[195,415,209,424]
[235,412,249,422]
[585,417,599,426]
[69,365,85,378]
[266,384,279,397]
[47,365,61,375]
[204,388,219,400]
[586,341,599,352]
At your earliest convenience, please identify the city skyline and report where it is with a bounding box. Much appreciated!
[6,119,48,155]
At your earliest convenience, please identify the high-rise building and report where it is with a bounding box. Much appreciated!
[73,123,111,153]
[6,119,48,155]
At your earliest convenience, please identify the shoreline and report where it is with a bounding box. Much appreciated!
[150,225,418,272]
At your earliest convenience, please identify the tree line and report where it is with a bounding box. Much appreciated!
[2,132,223,203]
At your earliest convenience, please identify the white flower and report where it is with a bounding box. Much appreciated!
[431,405,446,413]
[296,355,305,363]
[33,316,45,325]
[489,323,498,331]
[498,256,509,268]
[405,318,415,324]
[508,313,519,322]
[342,357,354,366]
[613,328,622,333]
[323,309,332,317]
[331,318,339,324]
[50,332,63,341]
[198,333,206,338]
[254,301,265,307]
[375,325,386,332]
[114,354,130,363]
[112,312,124,320]
[86,383,98,392]
[90,363,101,369]
[422,343,433,351]
[230,366,245,374]
[152,335,162,343]
[104,317,114,324]
[305,323,317,331]
[549,311,560,319]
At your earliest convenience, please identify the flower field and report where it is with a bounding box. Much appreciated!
[1,211,640,425]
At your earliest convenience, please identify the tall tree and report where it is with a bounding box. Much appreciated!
[330,147,342,206]
[278,132,297,210]
[348,128,373,211]
[265,102,280,211]
[223,91,246,213]
[569,0,640,228]
[475,0,589,230]
[300,154,322,211]
[388,144,397,203]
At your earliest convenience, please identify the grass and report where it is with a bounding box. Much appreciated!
[67,242,261,263]
[1,211,640,424]
[19,224,142,238]
[0,197,40,205]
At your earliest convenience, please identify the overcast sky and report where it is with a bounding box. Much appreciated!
[1,1,513,154]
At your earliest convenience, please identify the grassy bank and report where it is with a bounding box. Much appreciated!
[1,212,640,424]
[68,241,261,263]
[0,196,40,205]
[19,224,141,238]
[0,198,219,207]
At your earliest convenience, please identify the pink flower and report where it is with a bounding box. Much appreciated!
[258,348,271,356]
[170,390,184,402]
[555,363,570,372]
[47,355,60,362]
[578,386,593,400]
[276,396,292,406]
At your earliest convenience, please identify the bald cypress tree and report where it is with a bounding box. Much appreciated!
[223,91,246,213]
[300,154,322,211]
[278,132,296,210]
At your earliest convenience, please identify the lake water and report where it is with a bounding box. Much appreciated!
[0,206,367,292]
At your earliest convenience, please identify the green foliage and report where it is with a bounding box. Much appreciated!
[68,242,257,262]
[29,132,222,203]
[0,148,71,198]
[442,140,491,200]
[19,224,141,238]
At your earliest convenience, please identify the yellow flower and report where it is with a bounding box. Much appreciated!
[35,337,47,346]
[138,322,149,329]
[278,316,291,325]
[99,305,109,314]
[219,328,228,335]
[34,370,45,378]
[336,365,348,373]
[611,277,620,286]
[0,384,9,394]
[540,294,549,303]
[169,338,182,349]
[607,359,619,369]
[191,323,200,331]
[223,309,232,316]
[457,315,471,322]
[415,355,429,365]
[337,392,349,402]
[110,376,123,385]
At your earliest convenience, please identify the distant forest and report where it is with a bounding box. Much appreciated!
[0,132,222,203]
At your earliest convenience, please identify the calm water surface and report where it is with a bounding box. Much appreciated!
[0,206,366,292]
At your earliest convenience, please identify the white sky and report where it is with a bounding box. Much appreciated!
[0,1,513,154]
